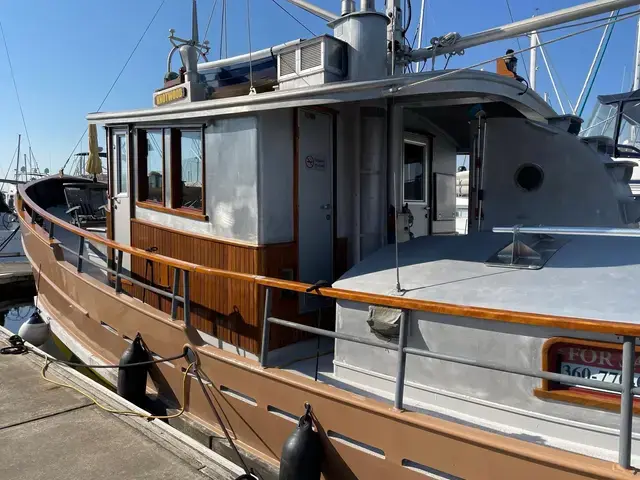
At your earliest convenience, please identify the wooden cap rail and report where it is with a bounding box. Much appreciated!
[18,180,640,337]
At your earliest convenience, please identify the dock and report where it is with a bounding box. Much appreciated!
[0,327,244,480]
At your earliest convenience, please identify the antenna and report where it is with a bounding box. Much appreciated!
[192,0,199,43]
[393,171,402,293]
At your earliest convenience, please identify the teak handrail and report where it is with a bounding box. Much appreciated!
[17,181,640,337]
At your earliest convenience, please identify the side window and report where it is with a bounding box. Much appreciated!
[116,134,128,195]
[138,129,164,203]
[178,130,203,209]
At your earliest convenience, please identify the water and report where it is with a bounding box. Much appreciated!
[0,302,35,333]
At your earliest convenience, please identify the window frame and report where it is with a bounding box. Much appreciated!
[137,128,166,206]
[170,127,206,215]
[402,138,429,204]
[115,132,128,196]
[134,125,207,222]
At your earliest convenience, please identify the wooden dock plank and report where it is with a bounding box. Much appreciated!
[0,330,242,480]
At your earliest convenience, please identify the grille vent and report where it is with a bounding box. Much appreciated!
[300,43,322,71]
[279,51,296,76]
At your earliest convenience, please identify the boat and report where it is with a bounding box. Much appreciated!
[16,1,640,478]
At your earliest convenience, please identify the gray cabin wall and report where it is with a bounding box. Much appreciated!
[482,118,628,229]
[334,300,640,440]
[135,116,260,243]
[257,109,294,244]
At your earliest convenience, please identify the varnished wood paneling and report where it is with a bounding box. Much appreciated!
[130,219,299,354]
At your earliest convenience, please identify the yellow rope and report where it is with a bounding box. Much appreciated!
[41,358,195,419]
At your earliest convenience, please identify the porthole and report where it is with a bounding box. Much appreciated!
[514,163,544,192]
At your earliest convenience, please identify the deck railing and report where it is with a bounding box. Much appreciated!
[17,185,640,470]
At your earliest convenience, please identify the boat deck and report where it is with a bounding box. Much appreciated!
[0,327,243,480]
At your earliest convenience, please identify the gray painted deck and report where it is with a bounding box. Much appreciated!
[334,232,640,323]
[0,327,242,480]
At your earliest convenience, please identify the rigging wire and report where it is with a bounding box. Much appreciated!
[504,0,530,83]
[0,18,39,173]
[61,0,166,172]
[199,0,220,61]
[270,0,315,36]
[539,37,574,112]
[399,9,640,93]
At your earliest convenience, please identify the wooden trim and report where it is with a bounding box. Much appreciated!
[536,337,640,413]
[169,127,205,213]
[131,217,265,248]
[128,125,135,220]
[200,124,206,216]
[20,176,640,338]
[170,128,181,209]
[293,108,299,281]
[135,201,209,222]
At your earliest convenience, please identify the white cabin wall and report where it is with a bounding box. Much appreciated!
[334,301,640,452]
[135,116,260,243]
[257,109,294,244]
[482,118,627,229]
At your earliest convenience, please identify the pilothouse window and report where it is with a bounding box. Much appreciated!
[179,130,203,209]
[138,129,164,204]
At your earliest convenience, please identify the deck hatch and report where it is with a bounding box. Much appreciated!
[485,233,568,270]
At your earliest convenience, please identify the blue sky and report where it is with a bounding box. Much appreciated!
[0,0,638,180]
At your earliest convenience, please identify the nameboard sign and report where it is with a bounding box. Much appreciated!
[155,87,187,107]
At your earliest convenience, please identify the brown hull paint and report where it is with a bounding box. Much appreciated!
[19,213,640,480]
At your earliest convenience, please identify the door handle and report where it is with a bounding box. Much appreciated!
[320,204,331,210]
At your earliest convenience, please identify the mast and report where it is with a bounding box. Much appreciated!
[15,134,21,183]
[410,0,640,61]
[23,154,27,182]
[529,31,537,91]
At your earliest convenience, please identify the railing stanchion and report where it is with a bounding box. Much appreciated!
[115,250,123,292]
[77,237,85,273]
[260,287,272,367]
[171,268,180,320]
[182,270,190,327]
[394,310,409,410]
[619,335,636,469]
[48,222,55,241]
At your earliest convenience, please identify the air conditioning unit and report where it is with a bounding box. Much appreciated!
[277,35,347,90]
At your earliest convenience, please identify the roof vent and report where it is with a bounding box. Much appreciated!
[486,233,569,270]
[277,35,347,90]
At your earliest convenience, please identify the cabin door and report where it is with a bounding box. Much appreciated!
[402,136,432,237]
[110,130,131,270]
[297,109,333,312]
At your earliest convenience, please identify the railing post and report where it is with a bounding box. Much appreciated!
[171,268,180,320]
[619,335,636,469]
[260,287,272,367]
[182,270,190,327]
[77,237,85,273]
[394,310,409,410]
[115,250,123,293]
[48,222,55,241]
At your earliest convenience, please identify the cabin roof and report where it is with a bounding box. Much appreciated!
[334,233,640,324]
[87,69,555,125]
